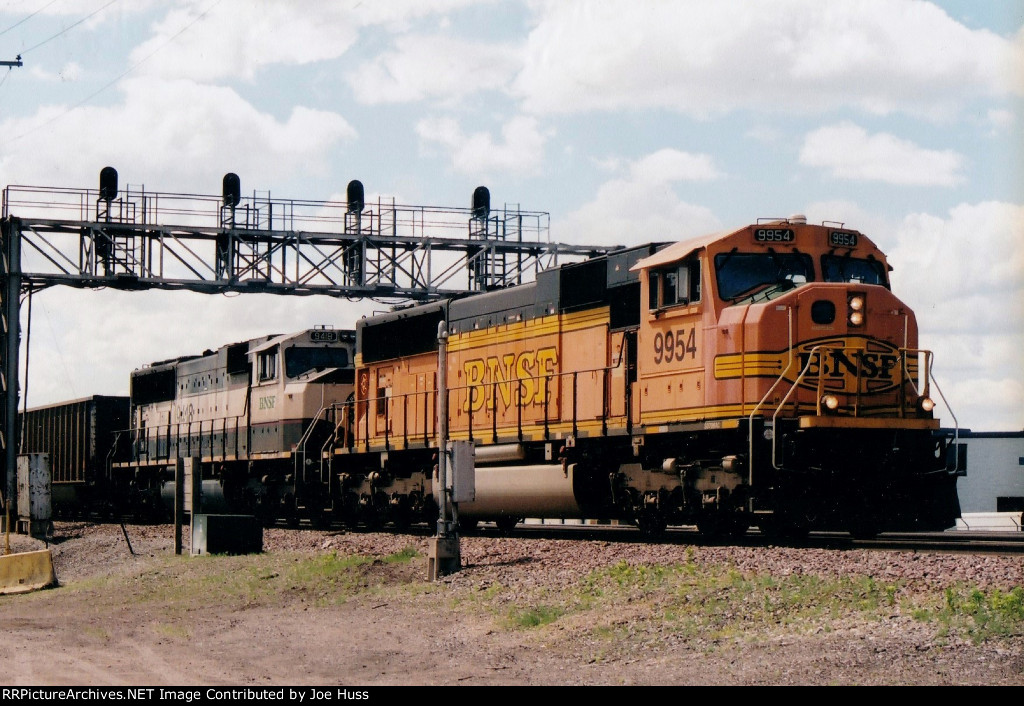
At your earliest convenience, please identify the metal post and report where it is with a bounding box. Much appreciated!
[1,219,21,523]
[185,456,201,556]
[174,457,184,555]
[437,320,448,535]
[428,319,460,580]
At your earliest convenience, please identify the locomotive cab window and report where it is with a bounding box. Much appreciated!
[649,259,701,310]
[821,255,889,288]
[715,251,814,303]
[285,346,350,379]
[257,349,278,382]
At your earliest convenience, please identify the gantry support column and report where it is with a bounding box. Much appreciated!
[0,217,21,517]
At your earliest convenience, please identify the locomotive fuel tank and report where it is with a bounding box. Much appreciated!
[455,463,582,522]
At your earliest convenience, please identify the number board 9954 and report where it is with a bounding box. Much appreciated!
[753,228,794,243]
[828,231,858,247]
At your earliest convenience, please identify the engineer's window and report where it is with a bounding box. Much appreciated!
[650,259,701,309]
[258,349,278,382]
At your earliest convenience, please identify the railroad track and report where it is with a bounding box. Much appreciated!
[468,521,1024,555]
[51,515,1024,555]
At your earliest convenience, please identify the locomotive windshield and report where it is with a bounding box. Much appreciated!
[285,346,350,378]
[715,252,815,302]
[821,255,889,287]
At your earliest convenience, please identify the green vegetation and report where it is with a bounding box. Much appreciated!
[466,560,1023,658]
[506,604,566,628]
[29,546,426,616]
[928,586,1024,644]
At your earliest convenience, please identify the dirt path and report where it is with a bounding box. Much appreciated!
[1,522,1022,686]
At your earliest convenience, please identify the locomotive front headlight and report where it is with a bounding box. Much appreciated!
[848,293,866,327]
[917,396,935,413]
[821,394,839,412]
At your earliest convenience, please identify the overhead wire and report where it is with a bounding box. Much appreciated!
[0,0,62,39]
[18,0,119,55]
[4,0,222,146]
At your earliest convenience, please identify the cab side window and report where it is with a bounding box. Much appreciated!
[257,349,278,382]
[648,271,660,309]
[649,259,700,309]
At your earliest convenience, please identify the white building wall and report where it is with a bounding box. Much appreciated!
[955,432,1024,513]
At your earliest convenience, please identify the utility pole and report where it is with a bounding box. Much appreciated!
[1,56,23,69]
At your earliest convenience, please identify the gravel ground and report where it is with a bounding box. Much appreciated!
[1,521,1022,686]
[29,521,1024,593]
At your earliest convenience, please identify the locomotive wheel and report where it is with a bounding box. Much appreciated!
[359,504,384,531]
[309,507,331,530]
[495,516,521,534]
[282,494,300,529]
[848,519,880,540]
[727,516,751,539]
[635,511,667,539]
[390,507,411,532]
[696,513,723,540]
[758,515,809,543]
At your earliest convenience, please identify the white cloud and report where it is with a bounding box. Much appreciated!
[129,0,484,82]
[985,108,1014,130]
[799,122,965,186]
[130,2,360,82]
[0,78,356,191]
[347,34,520,105]
[590,156,623,173]
[514,0,1020,119]
[889,203,1024,307]
[26,61,83,83]
[415,115,550,177]
[744,126,783,144]
[801,201,886,236]
[629,149,723,182]
[557,150,723,246]
[21,288,377,409]
[886,202,1024,431]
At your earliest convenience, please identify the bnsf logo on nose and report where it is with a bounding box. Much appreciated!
[798,350,899,379]
[794,340,905,393]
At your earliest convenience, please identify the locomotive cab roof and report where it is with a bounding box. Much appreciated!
[631,219,892,309]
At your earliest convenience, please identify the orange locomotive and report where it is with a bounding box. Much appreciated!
[338,216,962,538]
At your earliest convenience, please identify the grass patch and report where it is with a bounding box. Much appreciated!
[916,586,1024,644]
[81,625,112,641]
[475,559,1024,658]
[506,604,566,628]
[152,622,191,640]
[31,546,427,616]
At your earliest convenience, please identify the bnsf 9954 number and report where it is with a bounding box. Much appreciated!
[754,228,794,242]
[653,328,697,364]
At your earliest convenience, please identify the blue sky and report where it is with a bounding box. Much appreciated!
[0,0,1021,431]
